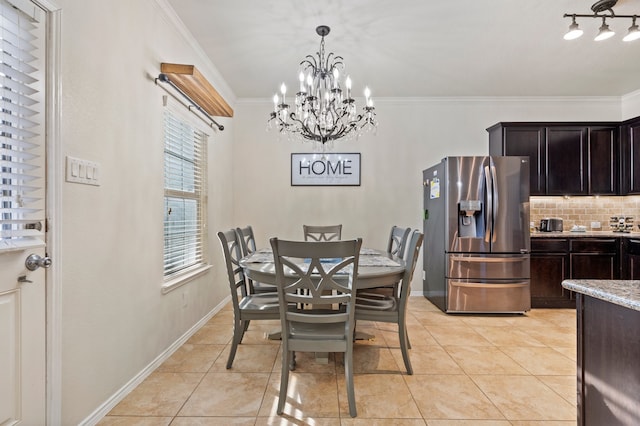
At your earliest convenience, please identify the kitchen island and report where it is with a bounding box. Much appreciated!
[561,279,640,426]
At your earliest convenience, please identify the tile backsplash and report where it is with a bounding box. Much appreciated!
[531,195,640,231]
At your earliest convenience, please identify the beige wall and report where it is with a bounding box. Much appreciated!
[57,0,235,424]
[54,1,640,424]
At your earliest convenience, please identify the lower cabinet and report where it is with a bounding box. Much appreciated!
[531,238,571,308]
[531,237,621,308]
[622,237,640,279]
[570,238,619,279]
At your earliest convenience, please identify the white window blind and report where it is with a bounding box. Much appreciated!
[0,0,44,249]
[163,111,207,277]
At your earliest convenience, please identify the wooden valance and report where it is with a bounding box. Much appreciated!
[160,63,233,118]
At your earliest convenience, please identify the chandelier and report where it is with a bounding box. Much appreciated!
[563,0,640,41]
[267,25,377,148]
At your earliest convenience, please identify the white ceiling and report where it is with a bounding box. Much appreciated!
[167,0,640,99]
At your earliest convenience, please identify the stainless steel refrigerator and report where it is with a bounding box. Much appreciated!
[423,156,531,313]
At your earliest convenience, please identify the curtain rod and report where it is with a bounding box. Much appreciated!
[155,73,224,131]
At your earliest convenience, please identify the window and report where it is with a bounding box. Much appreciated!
[0,0,45,251]
[163,110,207,279]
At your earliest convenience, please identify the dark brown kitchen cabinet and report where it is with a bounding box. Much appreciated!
[570,238,619,280]
[621,116,640,194]
[576,294,640,425]
[530,237,622,308]
[589,126,618,194]
[622,238,640,279]
[487,122,618,195]
[546,127,587,195]
[488,126,546,195]
[488,124,546,195]
[530,238,572,308]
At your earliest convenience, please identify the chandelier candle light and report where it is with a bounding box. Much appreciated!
[268,25,377,149]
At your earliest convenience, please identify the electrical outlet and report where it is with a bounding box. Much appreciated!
[591,221,601,229]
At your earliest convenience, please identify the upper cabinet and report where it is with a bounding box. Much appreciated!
[621,116,640,195]
[488,122,618,196]
[489,126,546,195]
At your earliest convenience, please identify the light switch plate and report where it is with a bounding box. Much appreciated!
[66,156,100,186]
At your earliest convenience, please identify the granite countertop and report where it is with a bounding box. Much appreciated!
[562,279,640,311]
[532,231,640,238]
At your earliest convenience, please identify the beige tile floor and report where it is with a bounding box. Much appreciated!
[99,297,578,425]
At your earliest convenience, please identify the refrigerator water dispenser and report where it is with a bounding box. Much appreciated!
[458,200,482,237]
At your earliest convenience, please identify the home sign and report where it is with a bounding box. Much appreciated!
[291,153,361,186]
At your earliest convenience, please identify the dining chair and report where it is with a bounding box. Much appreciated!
[302,224,342,241]
[270,236,362,417]
[217,229,280,369]
[236,224,257,255]
[387,225,411,258]
[355,230,423,375]
[381,225,412,296]
[235,225,277,294]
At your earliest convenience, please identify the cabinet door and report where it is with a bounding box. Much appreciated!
[588,127,618,195]
[531,254,572,308]
[547,127,587,195]
[571,254,616,279]
[571,238,620,280]
[621,118,640,194]
[622,238,640,279]
[627,255,640,279]
[501,127,545,195]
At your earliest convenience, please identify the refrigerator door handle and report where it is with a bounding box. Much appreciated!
[490,164,498,243]
[484,165,492,243]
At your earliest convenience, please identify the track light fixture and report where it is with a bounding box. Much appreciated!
[563,0,639,41]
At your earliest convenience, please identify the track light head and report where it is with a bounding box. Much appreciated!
[623,17,640,41]
[594,18,615,40]
[564,15,584,40]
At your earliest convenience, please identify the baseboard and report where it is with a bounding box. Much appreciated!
[78,295,230,426]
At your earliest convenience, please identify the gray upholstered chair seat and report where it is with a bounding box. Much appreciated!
[237,293,280,312]
[355,292,397,311]
[287,320,348,342]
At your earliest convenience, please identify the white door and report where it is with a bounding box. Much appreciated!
[0,249,48,425]
[0,1,49,424]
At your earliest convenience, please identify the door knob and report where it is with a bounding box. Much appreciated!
[25,253,52,271]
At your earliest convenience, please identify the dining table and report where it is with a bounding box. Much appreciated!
[240,247,405,289]
[239,247,406,362]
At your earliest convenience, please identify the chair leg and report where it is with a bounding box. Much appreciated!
[226,319,246,369]
[289,351,296,370]
[398,322,413,375]
[345,344,357,417]
[278,350,291,415]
